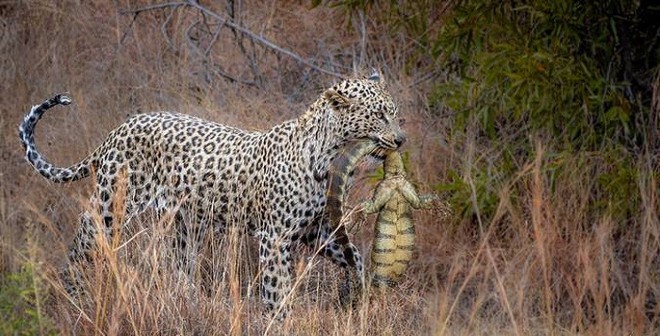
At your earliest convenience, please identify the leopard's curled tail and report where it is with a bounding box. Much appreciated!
[18,94,93,183]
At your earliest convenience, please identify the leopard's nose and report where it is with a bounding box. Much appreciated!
[394,134,406,147]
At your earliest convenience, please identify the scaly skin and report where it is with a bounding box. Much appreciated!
[326,140,434,291]
[325,139,379,305]
[362,151,435,287]
[326,139,379,230]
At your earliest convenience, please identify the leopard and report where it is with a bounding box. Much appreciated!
[18,74,405,318]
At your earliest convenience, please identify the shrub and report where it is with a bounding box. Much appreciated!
[0,264,57,335]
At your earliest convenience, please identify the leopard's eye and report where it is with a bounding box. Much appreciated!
[377,111,387,121]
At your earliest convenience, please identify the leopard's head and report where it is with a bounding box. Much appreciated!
[324,72,405,158]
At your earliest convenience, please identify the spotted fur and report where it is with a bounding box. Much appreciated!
[18,75,404,318]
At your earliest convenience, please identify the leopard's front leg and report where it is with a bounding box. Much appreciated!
[259,234,294,320]
[300,218,364,306]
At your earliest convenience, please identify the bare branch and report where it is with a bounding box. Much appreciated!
[204,21,223,56]
[119,2,186,15]
[119,1,345,79]
[185,0,346,79]
[184,20,256,86]
[161,6,179,50]
[119,2,186,47]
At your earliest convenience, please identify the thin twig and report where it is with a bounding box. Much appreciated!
[160,6,178,50]
[204,22,223,56]
[409,68,442,88]
[114,228,149,252]
[0,18,7,49]
[119,2,185,46]
[184,20,256,85]
[356,9,367,72]
[119,13,138,46]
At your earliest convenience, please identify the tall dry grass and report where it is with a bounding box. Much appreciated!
[0,1,657,335]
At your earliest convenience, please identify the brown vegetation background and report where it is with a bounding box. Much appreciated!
[0,1,657,335]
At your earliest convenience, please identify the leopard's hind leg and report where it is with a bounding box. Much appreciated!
[62,170,147,295]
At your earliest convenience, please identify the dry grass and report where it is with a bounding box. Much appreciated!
[0,1,658,335]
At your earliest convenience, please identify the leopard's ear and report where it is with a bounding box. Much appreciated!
[368,70,380,82]
[324,89,352,109]
[367,68,385,84]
